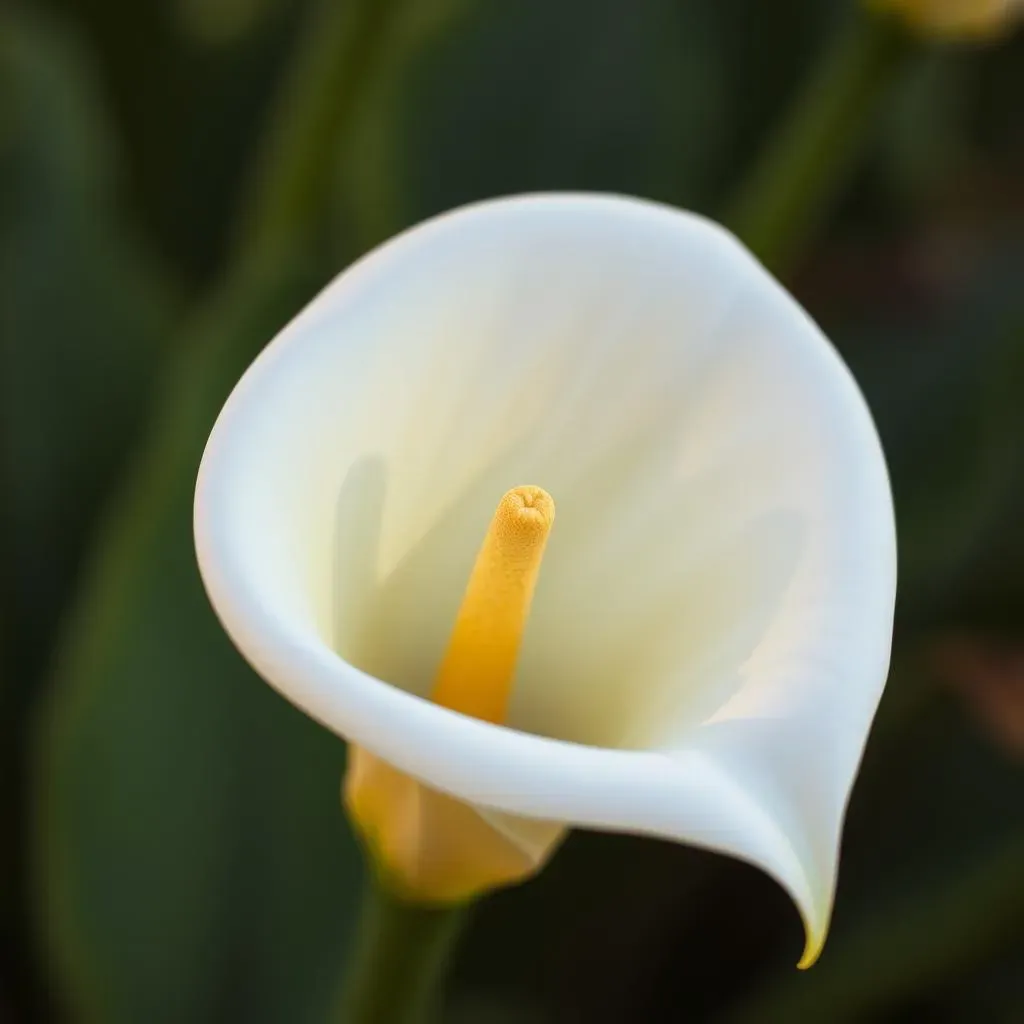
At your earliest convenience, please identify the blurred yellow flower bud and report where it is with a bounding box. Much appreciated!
[870,0,1023,38]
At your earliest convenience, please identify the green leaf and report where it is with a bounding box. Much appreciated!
[0,11,174,1008]
[32,0,429,1016]
[0,8,174,682]
[34,255,366,1024]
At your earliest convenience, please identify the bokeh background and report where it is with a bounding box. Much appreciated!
[3,0,1024,1020]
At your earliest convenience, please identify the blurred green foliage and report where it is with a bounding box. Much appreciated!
[1,0,1022,1021]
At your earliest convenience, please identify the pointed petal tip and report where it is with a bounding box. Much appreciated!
[796,916,827,969]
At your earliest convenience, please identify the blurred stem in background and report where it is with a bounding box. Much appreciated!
[236,0,407,266]
[336,882,469,1024]
[727,9,918,274]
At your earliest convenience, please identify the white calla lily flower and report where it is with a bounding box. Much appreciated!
[194,194,896,968]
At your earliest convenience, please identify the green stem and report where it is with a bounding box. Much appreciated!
[337,881,470,1024]
[236,0,408,266]
[131,0,417,478]
[726,11,918,274]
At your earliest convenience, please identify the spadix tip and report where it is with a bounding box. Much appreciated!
[496,486,555,536]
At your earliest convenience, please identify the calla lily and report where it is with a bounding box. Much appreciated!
[194,193,896,968]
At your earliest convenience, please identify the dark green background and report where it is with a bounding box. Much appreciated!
[2,0,1023,1020]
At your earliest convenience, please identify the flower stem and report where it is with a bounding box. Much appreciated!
[336,880,470,1024]
[236,0,409,267]
[725,11,918,274]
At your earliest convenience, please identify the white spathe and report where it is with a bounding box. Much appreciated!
[194,193,896,965]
